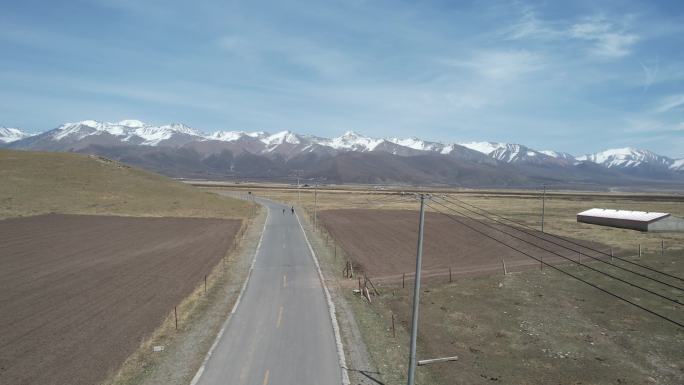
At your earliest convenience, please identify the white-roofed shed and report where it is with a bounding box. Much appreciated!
[577,208,684,232]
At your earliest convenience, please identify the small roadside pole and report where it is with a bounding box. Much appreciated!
[313,184,318,232]
[610,248,614,262]
[296,172,301,204]
[407,194,427,385]
[391,313,396,338]
[662,240,665,257]
[541,184,546,233]
[449,267,452,283]
[204,275,207,294]
[638,244,642,258]
[501,257,508,275]
[174,307,178,330]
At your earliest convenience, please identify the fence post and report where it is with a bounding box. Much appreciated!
[174,307,178,330]
[391,313,396,338]
[661,240,664,257]
[449,267,452,283]
[578,252,582,265]
[402,273,405,288]
[610,248,613,262]
[638,244,641,258]
[204,275,207,294]
[501,257,507,275]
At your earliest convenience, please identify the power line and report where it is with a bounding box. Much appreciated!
[429,197,683,306]
[437,195,684,293]
[440,194,684,283]
[423,201,684,329]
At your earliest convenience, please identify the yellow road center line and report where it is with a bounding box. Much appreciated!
[262,369,270,385]
[276,306,284,328]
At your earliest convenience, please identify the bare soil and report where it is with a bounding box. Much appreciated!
[0,214,241,385]
[318,209,612,282]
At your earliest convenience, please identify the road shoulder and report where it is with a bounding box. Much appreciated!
[296,208,380,385]
[102,205,267,385]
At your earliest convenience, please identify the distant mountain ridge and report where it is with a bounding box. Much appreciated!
[2,120,683,186]
[0,127,33,143]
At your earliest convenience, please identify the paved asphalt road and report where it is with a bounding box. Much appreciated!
[193,198,342,385]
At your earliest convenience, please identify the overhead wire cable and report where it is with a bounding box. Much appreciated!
[441,194,684,283]
[423,201,684,329]
[429,197,683,306]
[437,195,684,292]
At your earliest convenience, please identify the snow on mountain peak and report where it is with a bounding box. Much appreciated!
[50,120,202,145]
[327,131,384,151]
[208,131,245,142]
[261,131,301,147]
[459,141,525,162]
[459,141,505,155]
[577,147,669,168]
[341,130,362,138]
[115,119,146,128]
[76,120,102,128]
[540,150,576,161]
[671,159,684,171]
[6,120,682,173]
[208,130,269,142]
[388,137,443,152]
[0,127,33,143]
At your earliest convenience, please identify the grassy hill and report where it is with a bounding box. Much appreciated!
[0,149,250,219]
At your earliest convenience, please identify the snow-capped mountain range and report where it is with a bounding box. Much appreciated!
[3,119,681,170]
[0,127,33,143]
[2,120,682,184]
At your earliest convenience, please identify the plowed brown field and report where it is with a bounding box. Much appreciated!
[0,214,240,385]
[318,209,612,281]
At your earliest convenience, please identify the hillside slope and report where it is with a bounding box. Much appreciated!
[0,149,249,219]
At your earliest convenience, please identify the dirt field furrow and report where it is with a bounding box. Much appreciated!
[318,209,613,280]
[0,214,241,385]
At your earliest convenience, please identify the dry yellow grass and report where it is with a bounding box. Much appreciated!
[0,150,250,219]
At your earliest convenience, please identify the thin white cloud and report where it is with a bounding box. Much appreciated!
[640,59,659,91]
[216,33,359,78]
[441,50,544,81]
[569,17,638,59]
[504,11,639,60]
[654,94,684,113]
[503,9,562,40]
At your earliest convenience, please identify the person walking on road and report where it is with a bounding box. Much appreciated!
[282,208,285,215]
[291,206,294,215]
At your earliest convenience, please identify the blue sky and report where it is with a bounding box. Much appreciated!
[1,0,683,157]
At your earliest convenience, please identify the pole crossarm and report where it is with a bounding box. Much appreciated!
[418,356,459,366]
